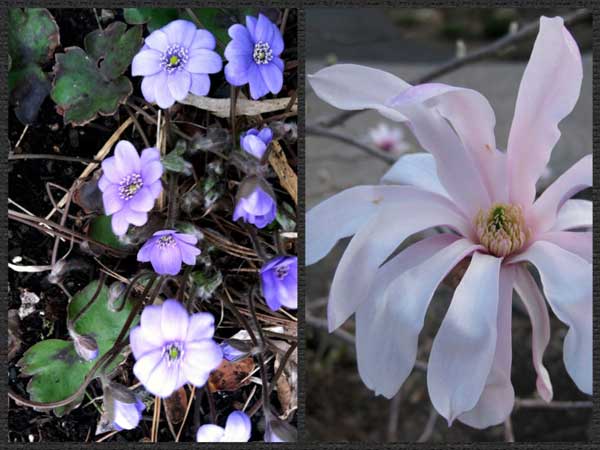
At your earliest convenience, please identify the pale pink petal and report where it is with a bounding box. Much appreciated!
[537,231,592,263]
[306,185,472,267]
[388,87,490,219]
[458,265,516,428]
[513,265,553,402]
[531,155,592,233]
[507,17,583,208]
[381,153,449,199]
[508,241,591,394]
[388,82,506,202]
[327,188,473,331]
[551,199,592,231]
[427,252,503,425]
[356,235,482,398]
[308,64,409,121]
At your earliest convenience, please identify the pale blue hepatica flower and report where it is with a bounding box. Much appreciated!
[224,14,285,99]
[196,411,251,442]
[132,20,222,108]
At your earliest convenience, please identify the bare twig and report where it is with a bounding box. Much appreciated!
[417,407,438,442]
[306,124,396,164]
[9,153,95,164]
[514,398,593,409]
[309,8,591,130]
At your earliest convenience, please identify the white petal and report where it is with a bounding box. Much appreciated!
[308,64,409,121]
[458,265,516,429]
[508,240,592,394]
[388,88,491,219]
[356,235,481,398]
[531,154,592,233]
[507,17,583,208]
[427,252,502,425]
[537,231,592,263]
[381,153,449,199]
[551,199,592,231]
[327,188,473,331]
[513,265,553,402]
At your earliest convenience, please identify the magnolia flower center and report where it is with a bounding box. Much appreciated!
[475,203,530,257]
[157,235,177,248]
[118,173,144,200]
[161,44,189,72]
[275,264,289,280]
[253,41,273,64]
[164,342,184,363]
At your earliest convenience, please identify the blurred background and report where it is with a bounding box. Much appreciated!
[305,8,593,442]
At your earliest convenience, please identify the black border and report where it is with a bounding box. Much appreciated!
[2,0,599,448]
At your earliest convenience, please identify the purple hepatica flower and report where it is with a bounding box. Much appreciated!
[130,299,222,398]
[137,230,200,276]
[240,127,273,160]
[113,397,145,431]
[98,141,163,236]
[260,256,297,311]
[220,341,248,362]
[224,14,285,100]
[132,20,222,109]
[196,411,251,442]
[233,185,277,229]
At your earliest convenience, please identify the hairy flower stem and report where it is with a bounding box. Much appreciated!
[219,287,259,347]
[245,224,268,261]
[166,173,178,229]
[68,271,108,328]
[247,285,272,416]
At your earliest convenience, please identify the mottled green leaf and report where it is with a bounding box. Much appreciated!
[123,8,179,32]
[8,8,60,124]
[17,281,138,416]
[89,215,126,250]
[51,47,133,126]
[84,22,143,80]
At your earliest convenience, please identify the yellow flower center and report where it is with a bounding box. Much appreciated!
[474,203,530,257]
[169,55,180,66]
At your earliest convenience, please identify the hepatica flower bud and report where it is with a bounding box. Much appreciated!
[224,14,285,100]
[137,230,201,276]
[104,382,145,431]
[71,331,99,361]
[129,299,222,398]
[98,141,163,236]
[233,177,277,229]
[260,256,297,311]
[132,20,223,108]
[240,127,273,160]
[196,411,251,442]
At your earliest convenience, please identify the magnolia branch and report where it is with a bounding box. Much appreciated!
[305,9,592,169]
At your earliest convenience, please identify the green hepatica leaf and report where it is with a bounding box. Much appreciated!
[186,8,233,49]
[8,8,60,124]
[51,47,133,126]
[123,7,179,32]
[84,22,143,80]
[9,8,60,67]
[89,215,126,250]
[17,280,138,416]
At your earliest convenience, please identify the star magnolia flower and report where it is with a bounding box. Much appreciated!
[137,230,201,275]
[130,300,222,398]
[224,14,285,99]
[132,20,222,108]
[241,127,273,160]
[233,180,277,229]
[98,141,163,236]
[196,411,252,442]
[368,122,410,156]
[260,256,298,311]
[307,16,591,429]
